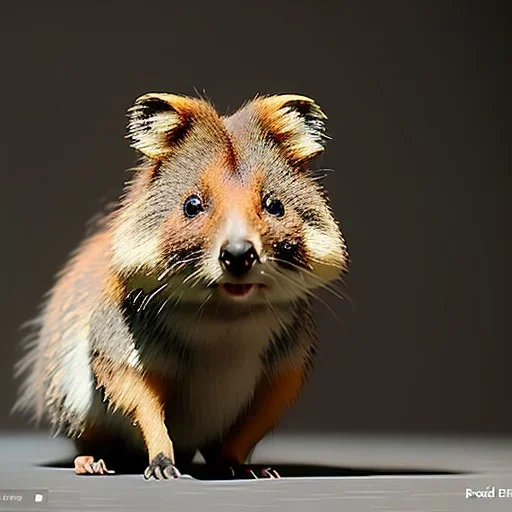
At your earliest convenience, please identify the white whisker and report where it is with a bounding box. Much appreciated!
[139,282,168,311]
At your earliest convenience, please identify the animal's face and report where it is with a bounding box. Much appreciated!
[112,93,348,308]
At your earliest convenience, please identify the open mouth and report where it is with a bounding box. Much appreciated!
[221,283,261,297]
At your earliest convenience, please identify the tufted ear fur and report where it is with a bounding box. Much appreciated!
[126,93,213,159]
[251,94,328,165]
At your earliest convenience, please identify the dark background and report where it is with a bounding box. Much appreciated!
[0,1,510,435]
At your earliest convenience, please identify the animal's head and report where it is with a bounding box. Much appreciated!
[112,93,348,309]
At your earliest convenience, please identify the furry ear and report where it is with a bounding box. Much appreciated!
[253,94,328,165]
[126,93,198,159]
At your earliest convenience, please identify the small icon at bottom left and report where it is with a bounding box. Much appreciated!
[0,490,47,508]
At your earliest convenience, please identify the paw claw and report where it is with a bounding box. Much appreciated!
[163,465,181,479]
[262,467,280,479]
[209,463,281,480]
[144,452,181,481]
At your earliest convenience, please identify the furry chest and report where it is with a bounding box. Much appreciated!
[155,310,285,450]
[167,347,264,450]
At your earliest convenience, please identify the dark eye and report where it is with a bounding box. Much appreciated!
[183,195,204,218]
[263,194,285,217]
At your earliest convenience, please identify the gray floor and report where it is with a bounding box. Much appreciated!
[1,433,512,511]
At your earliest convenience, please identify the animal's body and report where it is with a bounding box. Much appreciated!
[14,93,348,479]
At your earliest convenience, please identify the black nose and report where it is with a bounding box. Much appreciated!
[219,240,259,276]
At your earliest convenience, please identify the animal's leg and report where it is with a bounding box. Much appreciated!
[201,362,308,479]
[92,358,179,480]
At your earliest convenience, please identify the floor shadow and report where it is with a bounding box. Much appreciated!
[41,458,463,479]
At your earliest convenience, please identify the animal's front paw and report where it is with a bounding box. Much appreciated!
[144,452,181,480]
[74,456,115,475]
[209,463,280,480]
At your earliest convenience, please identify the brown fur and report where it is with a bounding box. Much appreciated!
[202,360,309,465]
